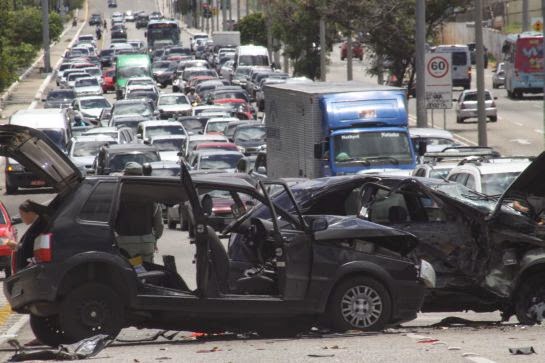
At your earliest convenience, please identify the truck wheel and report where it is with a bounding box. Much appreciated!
[490,116,497,122]
[59,283,124,343]
[326,276,391,332]
[30,314,66,347]
[515,273,545,325]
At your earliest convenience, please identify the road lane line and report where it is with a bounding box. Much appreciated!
[0,315,29,345]
[535,129,544,134]
[408,115,477,146]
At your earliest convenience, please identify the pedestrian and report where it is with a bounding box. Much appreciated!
[115,162,163,263]
[103,19,107,30]
[5,200,46,251]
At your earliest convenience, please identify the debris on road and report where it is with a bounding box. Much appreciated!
[509,346,536,355]
[8,334,112,361]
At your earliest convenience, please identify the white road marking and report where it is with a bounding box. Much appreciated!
[534,129,544,134]
[0,315,29,345]
[511,121,523,126]
[462,353,497,363]
[509,139,531,145]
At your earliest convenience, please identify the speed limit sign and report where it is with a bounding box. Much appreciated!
[425,53,452,109]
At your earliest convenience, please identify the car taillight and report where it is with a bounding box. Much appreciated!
[33,233,52,263]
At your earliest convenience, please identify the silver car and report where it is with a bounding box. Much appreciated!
[492,62,505,89]
[455,89,497,123]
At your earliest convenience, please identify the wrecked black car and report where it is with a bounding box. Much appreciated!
[357,165,545,323]
[236,167,545,324]
[0,125,433,346]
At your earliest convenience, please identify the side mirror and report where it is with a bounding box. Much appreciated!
[310,217,328,232]
[11,216,22,225]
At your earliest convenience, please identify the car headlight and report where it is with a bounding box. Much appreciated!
[237,146,245,153]
[419,259,436,288]
[6,163,24,172]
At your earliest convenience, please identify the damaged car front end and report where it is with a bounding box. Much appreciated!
[358,152,545,323]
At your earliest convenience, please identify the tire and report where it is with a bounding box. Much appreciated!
[456,116,463,124]
[341,56,345,61]
[492,83,498,89]
[507,90,513,98]
[359,56,363,61]
[167,219,177,229]
[30,315,66,347]
[326,276,391,332]
[490,116,497,122]
[180,210,188,231]
[515,273,545,325]
[59,283,124,343]
[172,86,179,92]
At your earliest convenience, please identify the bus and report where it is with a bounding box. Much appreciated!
[146,19,180,50]
[501,31,543,99]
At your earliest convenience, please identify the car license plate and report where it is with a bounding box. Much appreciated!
[31,180,46,186]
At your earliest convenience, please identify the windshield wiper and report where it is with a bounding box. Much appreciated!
[336,158,370,165]
[461,189,499,201]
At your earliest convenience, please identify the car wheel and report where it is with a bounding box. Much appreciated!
[167,218,177,229]
[180,210,188,231]
[341,56,345,61]
[30,314,66,347]
[359,56,363,61]
[456,116,463,124]
[507,90,513,98]
[492,82,498,89]
[172,86,179,92]
[59,283,124,343]
[515,273,545,325]
[326,276,391,332]
[490,116,497,122]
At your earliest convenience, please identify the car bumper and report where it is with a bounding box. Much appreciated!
[4,264,58,313]
[390,280,427,324]
[6,171,49,189]
[458,108,497,119]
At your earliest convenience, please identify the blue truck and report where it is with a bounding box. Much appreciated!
[264,82,417,178]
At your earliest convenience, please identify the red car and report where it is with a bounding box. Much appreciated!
[0,202,17,277]
[102,68,116,93]
[340,41,364,61]
[213,98,255,120]
[195,142,239,152]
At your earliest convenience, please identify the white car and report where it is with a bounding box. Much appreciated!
[455,89,497,123]
[77,34,96,47]
[204,117,239,135]
[124,10,135,21]
[69,135,117,172]
[409,128,460,153]
[82,126,136,144]
[65,72,91,89]
[446,157,531,195]
[149,135,187,161]
[71,96,111,123]
[157,93,192,119]
[136,120,186,143]
[73,77,103,97]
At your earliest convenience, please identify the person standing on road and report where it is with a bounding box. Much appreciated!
[5,200,46,251]
[116,162,164,263]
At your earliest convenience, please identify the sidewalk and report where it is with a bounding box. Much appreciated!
[0,4,88,122]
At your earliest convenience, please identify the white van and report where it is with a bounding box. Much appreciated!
[433,44,471,89]
[235,45,270,69]
[6,109,72,193]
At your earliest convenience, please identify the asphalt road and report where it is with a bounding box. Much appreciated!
[2,2,545,362]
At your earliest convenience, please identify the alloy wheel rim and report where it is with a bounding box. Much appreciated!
[340,285,382,328]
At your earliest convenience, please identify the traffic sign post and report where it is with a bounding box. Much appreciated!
[425,53,453,110]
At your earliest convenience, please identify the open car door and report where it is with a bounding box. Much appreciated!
[0,125,82,192]
[180,162,210,297]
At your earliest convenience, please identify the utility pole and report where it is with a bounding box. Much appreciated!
[415,0,427,127]
[222,0,226,30]
[475,0,487,146]
[266,0,272,58]
[237,0,240,21]
[522,0,529,31]
[319,15,326,81]
[228,0,232,28]
[41,0,51,73]
[346,31,353,80]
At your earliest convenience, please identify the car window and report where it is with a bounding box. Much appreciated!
[466,174,476,190]
[368,190,410,224]
[414,168,426,177]
[79,182,115,222]
[452,52,468,66]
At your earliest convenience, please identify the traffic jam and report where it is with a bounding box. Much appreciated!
[2,2,545,357]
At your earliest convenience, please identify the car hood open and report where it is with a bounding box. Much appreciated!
[0,125,82,192]
[494,151,545,215]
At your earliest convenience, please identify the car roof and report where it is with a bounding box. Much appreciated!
[455,160,531,175]
[139,120,182,127]
[76,95,108,101]
[198,150,243,156]
[84,127,118,134]
[74,135,117,142]
[150,134,186,141]
[159,93,187,98]
[410,128,454,139]
[208,117,238,122]
[188,134,228,141]
[104,143,158,153]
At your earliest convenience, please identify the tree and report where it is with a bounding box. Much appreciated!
[270,0,336,79]
[238,12,267,47]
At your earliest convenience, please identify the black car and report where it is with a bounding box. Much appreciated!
[89,14,102,26]
[99,49,115,67]
[0,125,430,346]
[42,89,76,109]
[94,143,161,175]
[108,0,117,7]
[135,14,149,29]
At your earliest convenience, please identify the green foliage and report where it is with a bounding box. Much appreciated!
[238,12,267,47]
[0,3,66,91]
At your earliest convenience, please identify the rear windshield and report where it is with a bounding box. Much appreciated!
[462,92,492,101]
[109,152,160,172]
[452,52,468,66]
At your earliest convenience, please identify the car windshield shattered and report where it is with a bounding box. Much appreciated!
[427,181,497,211]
